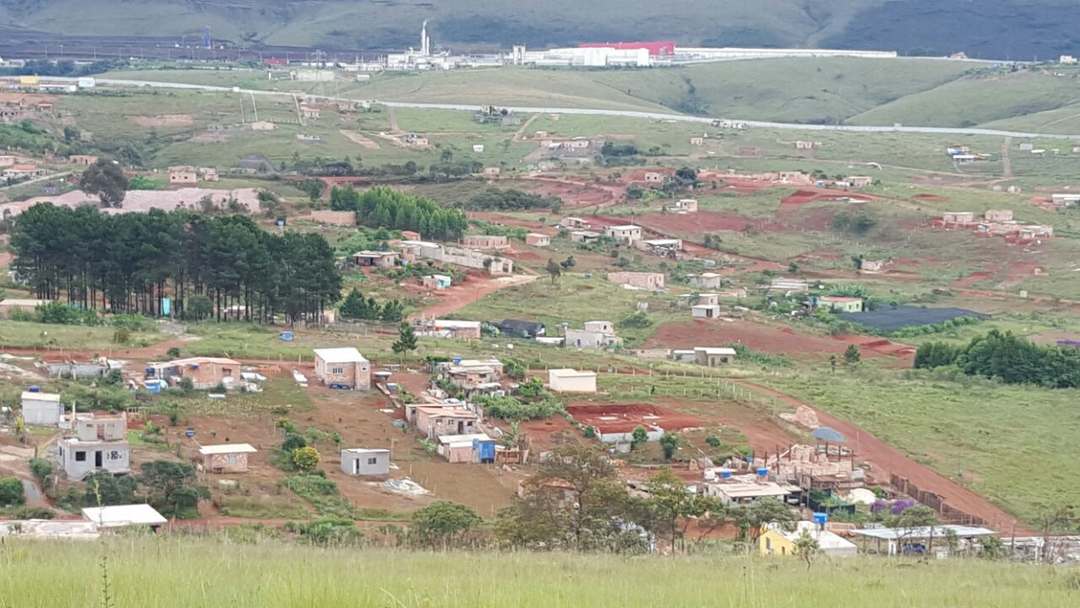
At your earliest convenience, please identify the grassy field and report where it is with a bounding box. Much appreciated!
[762,366,1080,523]
[453,273,685,347]
[0,320,161,351]
[2,538,1076,607]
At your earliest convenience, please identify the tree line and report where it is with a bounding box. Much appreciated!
[329,186,468,241]
[915,330,1080,388]
[11,204,341,323]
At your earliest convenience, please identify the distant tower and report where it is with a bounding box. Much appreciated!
[420,20,431,56]
[203,26,212,50]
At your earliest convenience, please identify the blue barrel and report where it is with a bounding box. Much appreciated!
[756,467,769,477]
[452,356,463,365]
[719,469,733,479]
[813,512,828,527]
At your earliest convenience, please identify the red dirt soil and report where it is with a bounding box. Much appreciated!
[566,403,703,434]
[413,274,537,319]
[645,319,912,359]
[780,187,878,207]
[913,193,948,202]
[737,381,1033,534]
[632,211,767,233]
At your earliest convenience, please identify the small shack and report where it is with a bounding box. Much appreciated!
[548,368,598,393]
[313,347,371,390]
[422,274,452,290]
[198,443,257,474]
[20,389,62,426]
[437,433,496,464]
[695,347,736,367]
[340,448,390,477]
[81,504,167,530]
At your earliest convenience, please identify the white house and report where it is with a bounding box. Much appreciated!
[313,347,371,390]
[564,320,620,349]
[548,368,598,393]
[340,448,391,477]
[604,224,643,244]
[20,390,62,426]
[58,413,131,480]
[691,304,721,319]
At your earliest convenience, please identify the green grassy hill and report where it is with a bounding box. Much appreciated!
[102,59,1080,132]
[5,0,1080,60]
[4,538,1076,607]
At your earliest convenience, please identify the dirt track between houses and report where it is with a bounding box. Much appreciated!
[414,274,538,319]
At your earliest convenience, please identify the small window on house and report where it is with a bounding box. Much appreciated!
[223,368,233,376]
[109,450,121,460]
[75,451,87,462]
[332,367,344,375]
[367,457,377,465]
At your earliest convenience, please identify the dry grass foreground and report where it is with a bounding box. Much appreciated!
[2,536,1078,607]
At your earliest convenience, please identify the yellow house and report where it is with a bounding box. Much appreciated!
[19,75,41,88]
[759,521,858,557]
[758,525,798,556]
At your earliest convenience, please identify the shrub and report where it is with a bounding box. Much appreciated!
[0,477,26,506]
[291,447,320,472]
[29,458,52,483]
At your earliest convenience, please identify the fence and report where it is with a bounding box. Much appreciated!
[890,473,991,528]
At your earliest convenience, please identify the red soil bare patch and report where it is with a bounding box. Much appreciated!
[635,211,757,232]
[953,271,993,288]
[913,193,948,202]
[566,403,703,434]
[646,319,911,358]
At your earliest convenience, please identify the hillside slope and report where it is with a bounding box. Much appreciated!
[3,0,1080,59]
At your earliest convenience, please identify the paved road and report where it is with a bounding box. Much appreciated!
[13,76,1080,140]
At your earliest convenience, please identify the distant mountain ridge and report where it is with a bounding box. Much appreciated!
[0,0,1076,59]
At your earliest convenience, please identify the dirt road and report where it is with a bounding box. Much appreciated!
[415,274,538,319]
[736,380,1033,534]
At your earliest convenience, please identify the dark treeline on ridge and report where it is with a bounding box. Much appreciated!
[10,204,341,323]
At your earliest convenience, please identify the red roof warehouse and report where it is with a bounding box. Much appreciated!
[579,41,676,57]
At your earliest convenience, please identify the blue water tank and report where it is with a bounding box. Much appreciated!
[813,512,828,527]
[719,469,733,479]
[279,330,294,342]
[452,356,463,365]
[28,385,40,393]
[756,467,769,477]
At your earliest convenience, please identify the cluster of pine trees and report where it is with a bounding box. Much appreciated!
[338,288,404,322]
[915,330,1080,388]
[329,186,467,241]
[10,204,341,323]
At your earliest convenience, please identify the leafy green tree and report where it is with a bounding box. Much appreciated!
[291,446,320,472]
[731,498,795,543]
[79,158,128,208]
[793,529,820,569]
[139,460,206,519]
[645,468,717,553]
[546,258,562,284]
[843,344,861,368]
[497,444,637,552]
[84,471,137,506]
[659,433,680,461]
[409,501,482,549]
[392,322,418,361]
